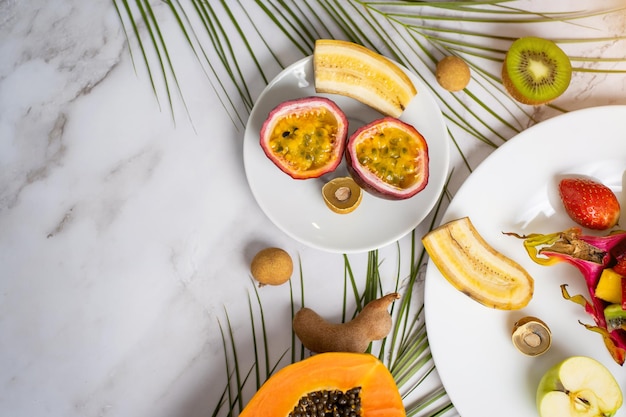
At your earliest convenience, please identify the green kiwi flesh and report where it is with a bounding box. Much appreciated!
[502,37,572,105]
[605,304,626,331]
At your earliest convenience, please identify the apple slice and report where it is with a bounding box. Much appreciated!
[537,356,622,417]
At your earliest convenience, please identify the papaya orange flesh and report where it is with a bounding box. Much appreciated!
[239,352,405,417]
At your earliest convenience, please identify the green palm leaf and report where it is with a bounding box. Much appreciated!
[111,1,626,415]
[113,0,626,154]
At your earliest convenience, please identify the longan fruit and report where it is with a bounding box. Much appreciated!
[436,56,471,92]
[250,247,293,286]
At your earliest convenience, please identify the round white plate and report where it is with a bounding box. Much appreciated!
[243,56,449,253]
[425,105,626,417]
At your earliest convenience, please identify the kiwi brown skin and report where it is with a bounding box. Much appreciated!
[502,37,572,105]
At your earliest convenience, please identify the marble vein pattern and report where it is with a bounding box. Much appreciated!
[1,1,625,417]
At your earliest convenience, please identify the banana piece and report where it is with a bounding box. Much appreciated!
[313,39,417,118]
[423,217,534,310]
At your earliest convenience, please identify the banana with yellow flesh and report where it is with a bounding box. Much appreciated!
[423,217,534,310]
[313,39,417,118]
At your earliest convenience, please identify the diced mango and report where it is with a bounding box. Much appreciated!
[596,268,624,304]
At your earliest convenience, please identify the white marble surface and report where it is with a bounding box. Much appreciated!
[1,1,625,417]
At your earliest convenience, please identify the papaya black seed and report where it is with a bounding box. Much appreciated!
[288,388,362,417]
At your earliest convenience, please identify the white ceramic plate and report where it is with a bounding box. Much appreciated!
[243,56,449,253]
[425,105,626,417]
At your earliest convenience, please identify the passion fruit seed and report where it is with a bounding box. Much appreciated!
[356,127,419,189]
[346,117,429,200]
[250,247,293,286]
[260,97,348,179]
[436,56,471,92]
[289,387,362,417]
[269,109,338,172]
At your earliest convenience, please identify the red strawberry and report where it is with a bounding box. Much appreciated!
[558,178,621,230]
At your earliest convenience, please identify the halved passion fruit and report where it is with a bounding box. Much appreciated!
[346,117,429,200]
[260,96,348,179]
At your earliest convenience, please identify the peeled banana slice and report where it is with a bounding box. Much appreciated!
[423,217,534,310]
[313,39,417,118]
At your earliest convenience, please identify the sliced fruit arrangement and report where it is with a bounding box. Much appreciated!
[509,228,626,365]
[259,96,348,179]
[314,39,417,118]
[559,177,621,230]
[502,36,572,105]
[239,352,405,417]
[259,41,431,205]
[422,217,534,310]
[536,356,623,417]
[346,117,429,200]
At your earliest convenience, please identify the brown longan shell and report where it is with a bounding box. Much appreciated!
[250,247,293,286]
[436,56,471,92]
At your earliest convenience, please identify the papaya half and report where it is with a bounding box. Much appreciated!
[239,352,405,417]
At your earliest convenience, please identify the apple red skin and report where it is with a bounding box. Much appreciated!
[345,117,429,200]
[259,96,348,179]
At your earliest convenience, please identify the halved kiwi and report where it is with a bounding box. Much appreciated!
[502,37,572,105]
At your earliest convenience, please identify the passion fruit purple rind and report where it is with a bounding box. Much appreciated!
[259,96,348,179]
[345,117,429,200]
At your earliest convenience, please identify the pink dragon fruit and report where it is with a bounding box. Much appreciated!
[508,227,626,365]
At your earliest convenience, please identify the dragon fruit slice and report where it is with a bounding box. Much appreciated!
[508,228,626,365]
